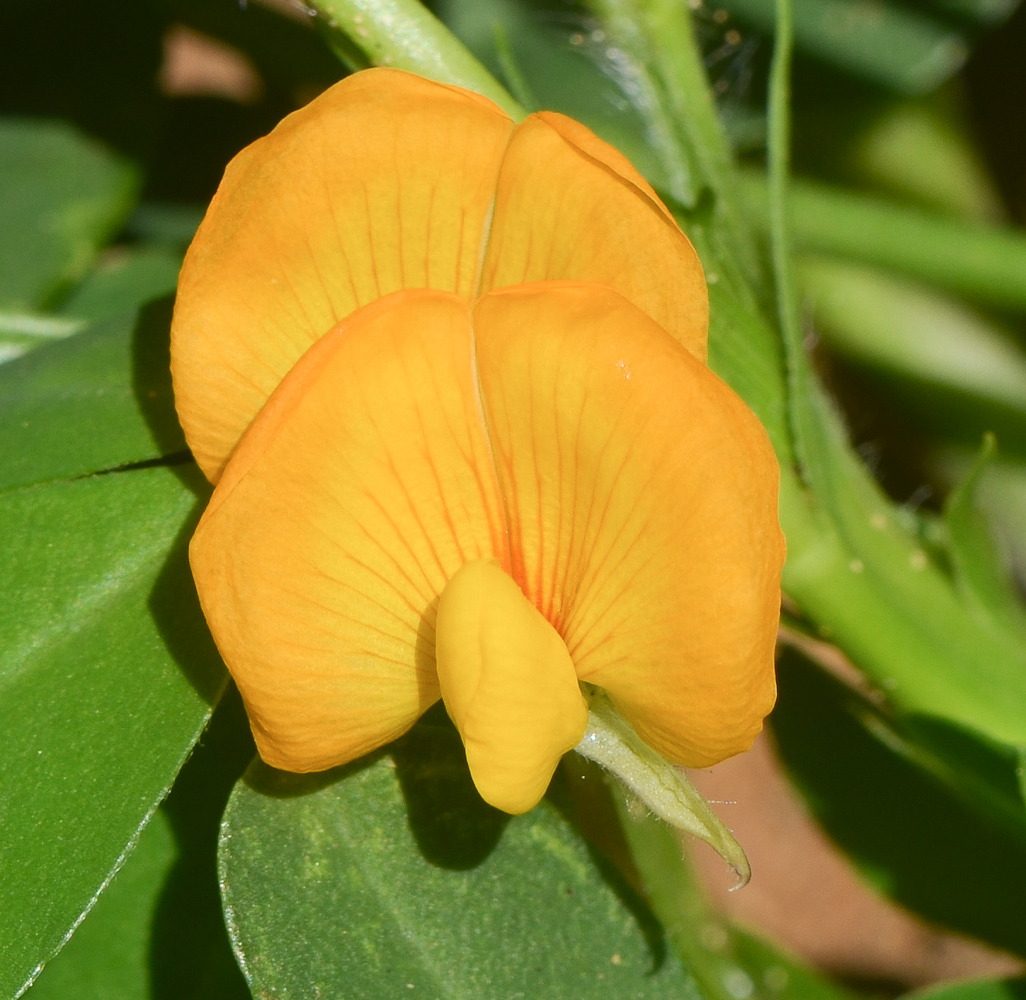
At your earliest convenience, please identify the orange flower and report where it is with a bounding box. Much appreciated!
[172,68,784,815]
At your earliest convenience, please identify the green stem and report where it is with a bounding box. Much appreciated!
[308,0,525,119]
[767,0,798,354]
[765,0,819,486]
[777,456,1026,750]
[613,783,859,1000]
[611,796,746,1000]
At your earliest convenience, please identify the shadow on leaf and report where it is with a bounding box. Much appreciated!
[132,294,190,463]
[242,751,382,800]
[149,687,255,1000]
[147,487,226,707]
[548,760,670,976]
[392,711,511,871]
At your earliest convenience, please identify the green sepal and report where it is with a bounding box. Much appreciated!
[575,694,751,887]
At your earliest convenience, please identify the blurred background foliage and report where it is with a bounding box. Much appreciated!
[4,0,1026,997]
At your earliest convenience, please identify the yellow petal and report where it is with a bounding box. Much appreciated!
[190,290,508,771]
[435,558,589,814]
[479,112,709,362]
[473,283,783,767]
[172,68,515,482]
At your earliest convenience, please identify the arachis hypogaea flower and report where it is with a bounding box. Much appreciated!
[171,68,785,815]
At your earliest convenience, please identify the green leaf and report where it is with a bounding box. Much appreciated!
[0,465,225,998]
[24,687,255,1000]
[25,687,254,1000]
[123,204,204,250]
[728,933,853,1000]
[933,447,1026,577]
[23,812,179,1000]
[721,0,967,93]
[0,313,85,365]
[944,434,1026,637]
[831,101,1004,223]
[704,275,792,462]
[0,298,186,491]
[57,247,182,325]
[742,173,1026,314]
[0,118,137,311]
[780,382,1026,755]
[800,257,1026,429]
[220,721,707,999]
[770,648,1026,958]
[878,711,1026,844]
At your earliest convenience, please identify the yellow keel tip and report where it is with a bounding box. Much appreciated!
[436,559,589,814]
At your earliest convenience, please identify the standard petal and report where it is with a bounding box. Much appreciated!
[435,559,588,814]
[473,283,783,768]
[172,68,515,482]
[190,290,509,772]
[479,113,708,362]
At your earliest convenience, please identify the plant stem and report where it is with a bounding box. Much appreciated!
[767,0,798,358]
[308,0,525,119]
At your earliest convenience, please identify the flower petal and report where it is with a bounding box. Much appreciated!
[473,283,783,767]
[172,68,515,482]
[190,290,509,771]
[436,558,589,814]
[479,113,708,362]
